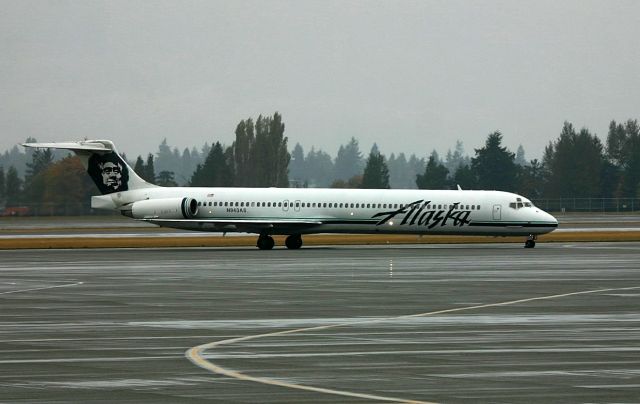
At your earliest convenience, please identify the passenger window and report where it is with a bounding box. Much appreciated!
[366,203,370,208]
[477,205,481,210]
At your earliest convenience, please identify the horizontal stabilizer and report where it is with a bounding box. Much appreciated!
[22,141,114,153]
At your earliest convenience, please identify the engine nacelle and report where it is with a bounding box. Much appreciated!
[123,197,199,219]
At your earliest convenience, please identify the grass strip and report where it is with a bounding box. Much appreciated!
[1,231,640,249]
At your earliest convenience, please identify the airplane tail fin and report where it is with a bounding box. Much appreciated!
[22,140,156,195]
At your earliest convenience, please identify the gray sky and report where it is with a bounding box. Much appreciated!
[2,0,639,160]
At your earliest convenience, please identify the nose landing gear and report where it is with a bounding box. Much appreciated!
[524,234,536,248]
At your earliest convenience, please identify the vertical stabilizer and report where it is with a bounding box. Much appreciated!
[22,140,156,195]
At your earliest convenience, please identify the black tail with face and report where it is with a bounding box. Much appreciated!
[22,140,154,195]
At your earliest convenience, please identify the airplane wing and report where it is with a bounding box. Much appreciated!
[141,218,323,234]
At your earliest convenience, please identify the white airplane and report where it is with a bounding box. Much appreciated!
[23,140,558,249]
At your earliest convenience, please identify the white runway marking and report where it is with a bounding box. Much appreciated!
[186,285,640,404]
[0,281,83,295]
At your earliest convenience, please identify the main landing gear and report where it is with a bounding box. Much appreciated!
[524,234,536,249]
[257,234,275,250]
[285,234,303,250]
[256,234,304,250]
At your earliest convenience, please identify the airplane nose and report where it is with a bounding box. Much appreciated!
[541,210,558,228]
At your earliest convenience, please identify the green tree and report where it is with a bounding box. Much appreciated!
[232,112,289,187]
[416,153,450,189]
[156,171,178,187]
[305,147,334,187]
[233,118,255,187]
[289,143,306,187]
[544,122,605,198]
[134,156,145,176]
[516,159,544,198]
[144,153,156,184]
[453,164,477,189]
[41,156,97,214]
[361,147,390,189]
[472,131,517,191]
[23,147,55,204]
[0,166,5,202]
[334,137,364,181]
[190,142,234,187]
[331,174,363,189]
[607,119,640,197]
[5,166,21,207]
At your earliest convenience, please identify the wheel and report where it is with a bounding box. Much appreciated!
[524,240,536,248]
[285,234,303,249]
[257,235,275,250]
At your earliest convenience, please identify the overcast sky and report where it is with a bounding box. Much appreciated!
[2,0,639,160]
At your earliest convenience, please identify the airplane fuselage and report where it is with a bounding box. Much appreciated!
[101,187,558,237]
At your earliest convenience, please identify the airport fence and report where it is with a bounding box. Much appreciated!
[1,202,116,217]
[532,198,640,213]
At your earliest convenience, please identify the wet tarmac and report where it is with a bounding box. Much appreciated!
[1,243,639,403]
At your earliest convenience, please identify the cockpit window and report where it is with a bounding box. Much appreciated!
[510,198,533,210]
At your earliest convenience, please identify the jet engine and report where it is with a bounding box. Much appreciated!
[122,197,199,219]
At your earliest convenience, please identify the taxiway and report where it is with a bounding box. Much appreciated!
[1,243,639,402]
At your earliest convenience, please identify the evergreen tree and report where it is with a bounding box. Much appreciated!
[606,120,627,167]
[334,137,364,181]
[544,122,605,198]
[305,147,334,187]
[134,156,145,176]
[157,171,178,187]
[5,166,21,207]
[607,119,640,197]
[515,145,528,166]
[388,153,408,189]
[443,140,470,175]
[0,166,5,202]
[472,131,517,191]
[289,143,306,186]
[361,148,390,189]
[515,159,544,198]
[416,152,450,189]
[190,142,234,187]
[453,164,477,189]
[144,153,156,184]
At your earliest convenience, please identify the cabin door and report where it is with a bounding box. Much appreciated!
[294,200,301,212]
[492,204,502,220]
[282,199,289,212]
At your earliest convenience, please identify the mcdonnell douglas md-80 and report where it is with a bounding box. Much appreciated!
[23,140,557,249]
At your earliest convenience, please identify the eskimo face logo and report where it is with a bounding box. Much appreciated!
[88,152,129,194]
